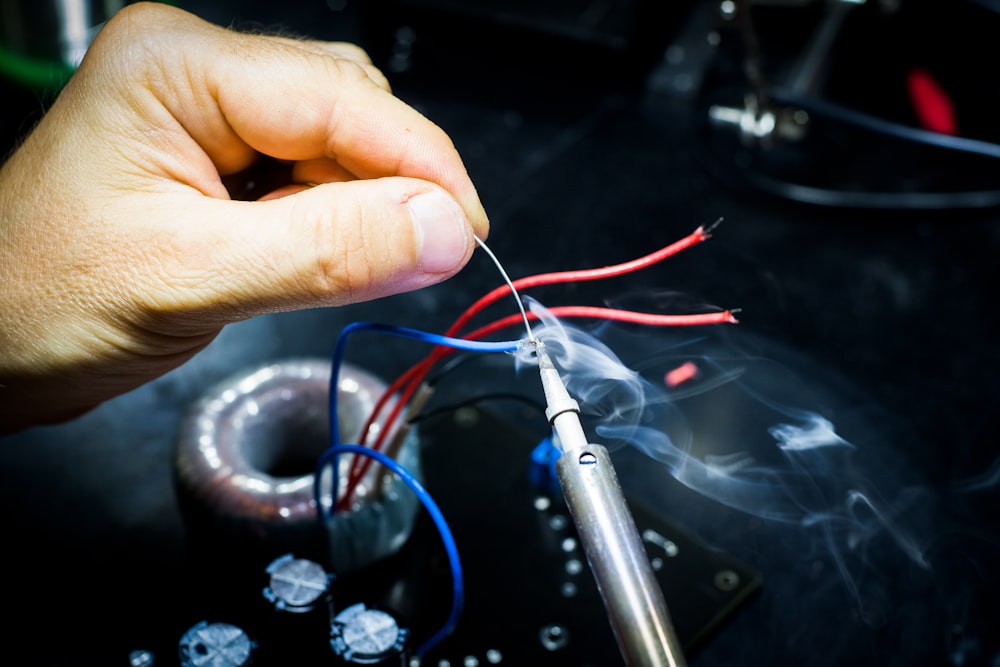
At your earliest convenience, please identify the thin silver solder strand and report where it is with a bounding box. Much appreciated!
[474,235,535,342]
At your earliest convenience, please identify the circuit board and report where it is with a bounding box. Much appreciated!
[31,407,759,666]
[407,407,761,666]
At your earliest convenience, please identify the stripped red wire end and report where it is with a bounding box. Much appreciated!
[701,217,723,240]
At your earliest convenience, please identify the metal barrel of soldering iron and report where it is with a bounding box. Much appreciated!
[556,443,687,667]
[536,347,685,666]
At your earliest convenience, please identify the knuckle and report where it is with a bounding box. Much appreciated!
[331,41,373,65]
[296,196,377,304]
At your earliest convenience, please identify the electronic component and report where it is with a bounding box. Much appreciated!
[529,436,561,495]
[155,229,750,666]
[330,603,409,665]
[263,553,333,614]
[174,359,422,573]
[178,621,257,667]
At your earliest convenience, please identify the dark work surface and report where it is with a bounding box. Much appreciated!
[2,1,999,666]
[88,409,760,666]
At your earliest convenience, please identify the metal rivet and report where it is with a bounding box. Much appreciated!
[714,569,740,591]
[539,625,569,651]
[453,407,480,427]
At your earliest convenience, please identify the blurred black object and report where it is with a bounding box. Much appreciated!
[359,0,699,93]
[694,0,1000,209]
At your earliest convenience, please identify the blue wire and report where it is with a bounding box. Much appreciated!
[312,322,520,656]
[327,322,522,451]
[318,321,521,516]
[316,444,465,658]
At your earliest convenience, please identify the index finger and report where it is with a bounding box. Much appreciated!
[98,3,489,237]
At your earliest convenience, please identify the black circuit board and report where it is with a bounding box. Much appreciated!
[26,408,759,666]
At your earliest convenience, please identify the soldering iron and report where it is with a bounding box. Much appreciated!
[535,342,687,667]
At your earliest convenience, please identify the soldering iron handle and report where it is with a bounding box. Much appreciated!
[556,444,687,667]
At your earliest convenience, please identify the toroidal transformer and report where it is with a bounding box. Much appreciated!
[174,358,421,573]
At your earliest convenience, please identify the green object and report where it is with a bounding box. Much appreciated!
[0,1,178,92]
[0,44,74,91]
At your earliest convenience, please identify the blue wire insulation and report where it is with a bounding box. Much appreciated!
[323,320,521,466]
[318,322,521,514]
[315,322,521,472]
[316,444,465,658]
[311,322,518,655]
[317,322,521,517]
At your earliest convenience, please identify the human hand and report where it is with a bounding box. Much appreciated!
[0,2,488,433]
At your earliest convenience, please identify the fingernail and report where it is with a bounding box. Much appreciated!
[408,191,471,274]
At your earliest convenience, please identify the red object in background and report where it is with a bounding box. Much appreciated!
[906,67,959,135]
[664,361,700,388]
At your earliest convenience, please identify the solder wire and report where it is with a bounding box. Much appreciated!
[320,226,733,653]
[444,223,718,346]
[340,224,730,504]
[352,224,720,453]
[339,306,738,507]
[473,235,534,341]
[340,236,537,502]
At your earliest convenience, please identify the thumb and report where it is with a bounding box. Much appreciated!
[146,178,476,328]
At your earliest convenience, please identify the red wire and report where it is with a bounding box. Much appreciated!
[339,225,717,507]
[349,305,737,456]
[352,224,713,450]
[337,225,721,508]
[444,224,712,340]
[338,306,737,508]
[464,307,738,341]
